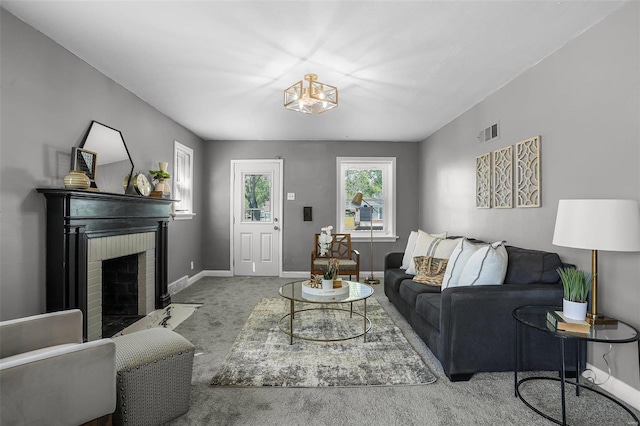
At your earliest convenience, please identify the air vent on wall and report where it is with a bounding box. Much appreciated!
[478,122,499,143]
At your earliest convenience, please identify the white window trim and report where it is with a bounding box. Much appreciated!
[172,141,195,220]
[336,157,398,243]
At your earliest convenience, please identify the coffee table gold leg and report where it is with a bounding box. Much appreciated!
[289,299,294,345]
[363,299,367,342]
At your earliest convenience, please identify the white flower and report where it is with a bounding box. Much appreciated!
[318,225,334,256]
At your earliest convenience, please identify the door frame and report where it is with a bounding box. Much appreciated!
[229,159,284,276]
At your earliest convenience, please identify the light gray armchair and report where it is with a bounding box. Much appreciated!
[0,309,116,425]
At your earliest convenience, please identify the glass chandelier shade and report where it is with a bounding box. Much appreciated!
[284,74,338,114]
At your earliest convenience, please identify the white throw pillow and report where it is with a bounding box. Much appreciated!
[402,230,447,269]
[401,231,419,270]
[441,238,487,290]
[457,242,508,287]
[406,230,457,275]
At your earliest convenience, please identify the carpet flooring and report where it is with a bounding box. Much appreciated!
[210,297,436,387]
[168,276,639,425]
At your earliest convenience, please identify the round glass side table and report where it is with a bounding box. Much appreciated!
[512,305,639,425]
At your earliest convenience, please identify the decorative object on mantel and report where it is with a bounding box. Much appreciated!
[284,73,338,114]
[70,147,98,189]
[515,136,541,208]
[492,145,513,208]
[132,172,152,196]
[149,161,171,197]
[557,267,591,321]
[63,170,91,189]
[553,199,640,325]
[80,120,134,193]
[475,152,491,208]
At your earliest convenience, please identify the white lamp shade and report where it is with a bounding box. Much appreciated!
[552,199,640,252]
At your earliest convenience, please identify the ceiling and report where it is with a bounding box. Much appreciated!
[3,1,624,142]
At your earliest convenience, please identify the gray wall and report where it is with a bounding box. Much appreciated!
[202,140,419,272]
[419,2,639,390]
[0,10,204,320]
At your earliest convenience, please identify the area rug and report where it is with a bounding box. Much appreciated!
[112,303,202,336]
[210,297,436,387]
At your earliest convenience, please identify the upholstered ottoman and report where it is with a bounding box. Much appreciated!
[112,328,195,425]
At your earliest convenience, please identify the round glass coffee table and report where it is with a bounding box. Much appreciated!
[278,280,374,344]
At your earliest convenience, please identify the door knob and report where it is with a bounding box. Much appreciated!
[274,226,280,230]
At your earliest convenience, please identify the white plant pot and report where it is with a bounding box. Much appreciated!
[322,279,333,290]
[563,299,588,321]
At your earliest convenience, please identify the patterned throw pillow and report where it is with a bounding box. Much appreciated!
[412,256,449,286]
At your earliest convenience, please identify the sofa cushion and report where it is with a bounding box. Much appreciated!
[415,293,441,331]
[412,256,448,286]
[458,242,508,286]
[384,268,413,294]
[406,231,459,275]
[504,246,563,285]
[399,280,440,308]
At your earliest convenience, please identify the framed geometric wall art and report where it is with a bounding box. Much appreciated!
[515,136,541,208]
[492,146,513,208]
[475,152,491,208]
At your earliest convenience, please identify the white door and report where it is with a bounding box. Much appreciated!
[232,160,282,276]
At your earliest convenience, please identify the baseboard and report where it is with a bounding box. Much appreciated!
[203,269,233,277]
[188,270,205,284]
[168,275,189,295]
[584,363,640,411]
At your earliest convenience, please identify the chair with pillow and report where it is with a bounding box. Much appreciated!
[311,233,360,281]
[0,309,116,425]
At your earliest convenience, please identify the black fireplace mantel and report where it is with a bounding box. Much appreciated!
[37,188,174,338]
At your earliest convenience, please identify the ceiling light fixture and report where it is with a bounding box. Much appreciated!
[284,73,338,114]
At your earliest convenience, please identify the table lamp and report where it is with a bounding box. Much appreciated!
[552,199,640,324]
[352,192,380,285]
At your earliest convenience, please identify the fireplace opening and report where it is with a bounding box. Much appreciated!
[102,254,144,337]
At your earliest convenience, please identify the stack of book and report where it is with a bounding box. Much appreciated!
[546,310,591,334]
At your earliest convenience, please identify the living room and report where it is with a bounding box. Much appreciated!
[1,1,639,425]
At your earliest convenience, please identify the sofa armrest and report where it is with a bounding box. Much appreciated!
[384,252,404,270]
[1,338,116,425]
[438,283,566,378]
[0,309,83,358]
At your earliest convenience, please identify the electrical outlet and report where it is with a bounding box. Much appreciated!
[190,261,194,270]
[287,193,295,201]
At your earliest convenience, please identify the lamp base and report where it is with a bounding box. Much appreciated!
[364,277,380,285]
[586,312,618,325]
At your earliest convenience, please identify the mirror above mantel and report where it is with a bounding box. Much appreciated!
[79,121,134,193]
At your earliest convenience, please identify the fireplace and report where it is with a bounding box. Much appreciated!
[37,189,173,340]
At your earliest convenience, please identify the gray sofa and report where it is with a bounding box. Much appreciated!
[384,243,583,381]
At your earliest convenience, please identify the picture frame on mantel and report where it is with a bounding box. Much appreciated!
[71,147,98,186]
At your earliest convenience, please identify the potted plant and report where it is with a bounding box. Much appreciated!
[322,258,340,290]
[557,267,592,320]
[148,165,171,196]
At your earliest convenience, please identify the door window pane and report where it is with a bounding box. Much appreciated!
[243,173,272,222]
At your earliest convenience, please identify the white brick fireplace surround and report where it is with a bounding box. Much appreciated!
[87,233,156,341]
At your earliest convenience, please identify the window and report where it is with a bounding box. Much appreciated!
[336,157,397,242]
[173,141,195,220]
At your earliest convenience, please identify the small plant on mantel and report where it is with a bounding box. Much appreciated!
[148,169,171,183]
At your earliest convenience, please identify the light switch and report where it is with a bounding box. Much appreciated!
[287,193,295,201]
